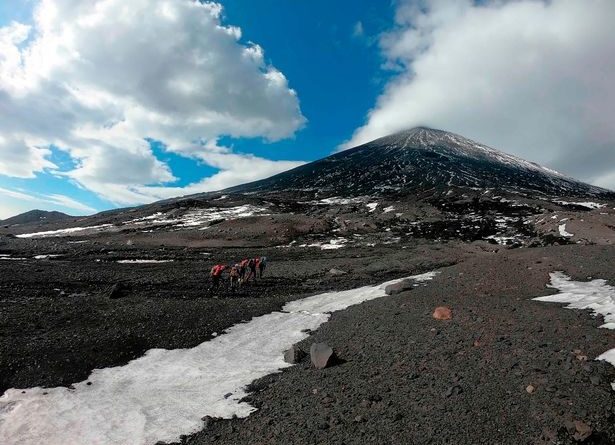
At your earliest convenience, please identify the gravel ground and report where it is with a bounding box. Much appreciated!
[0,239,463,393]
[1,237,614,444]
[177,245,615,445]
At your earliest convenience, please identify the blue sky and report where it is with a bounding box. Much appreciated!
[1,0,614,219]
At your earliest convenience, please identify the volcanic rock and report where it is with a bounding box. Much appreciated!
[385,280,414,295]
[284,345,306,364]
[310,343,334,369]
[107,282,129,299]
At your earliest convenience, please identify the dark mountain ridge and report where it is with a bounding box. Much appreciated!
[0,210,72,226]
[226,127,612,198]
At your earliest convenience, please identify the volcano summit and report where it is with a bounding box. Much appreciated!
[228,127,612,199]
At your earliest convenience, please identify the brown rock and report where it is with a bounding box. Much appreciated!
[526,384,535,394]
[573,420,592,441]
[433,306,452,320]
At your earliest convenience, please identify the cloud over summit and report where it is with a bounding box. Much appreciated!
[346,0,615,189]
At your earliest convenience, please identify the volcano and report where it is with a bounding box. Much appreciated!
[227,127,611,198]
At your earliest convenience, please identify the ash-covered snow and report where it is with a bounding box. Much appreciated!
[0,273,438,445]
[16,205,269,239]
[534,272,615,389]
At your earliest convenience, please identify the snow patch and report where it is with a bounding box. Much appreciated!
[320,238,348,250]
[33,255,61,260]
[0,273,438,445]
[366,203,378,212]
[534,272,615,389]
[383,206,395,213]
[558,224,573,237]
[116,260,174,264]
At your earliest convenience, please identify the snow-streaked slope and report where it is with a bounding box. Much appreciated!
[227,127,611,198]
[0,272,438,445]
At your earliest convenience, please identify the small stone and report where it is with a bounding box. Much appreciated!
[310,343,335,369]
[223,392,232,399]
[526,384,535,394]
[284,345,306,364]
[107,282,128,299]
[589,375,601,386]
[433,306,452,320]
[353,415,365,423]
[444,385,463,398]
[572,420,592,441]
[329,268,347,276]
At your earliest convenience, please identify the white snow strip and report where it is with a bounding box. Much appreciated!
[33,255,61,260]
[320,238,348,250]
[366,203,378,212]
[116,260,174,264]
[0,257,27,261]
[17,224,114,239]
[554,200,605,210]
[558,223,573,237]
[534,272,615,390]
[0,272,438,445]
[383,206,395,213]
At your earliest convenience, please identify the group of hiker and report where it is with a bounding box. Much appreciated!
[209,256,267,293]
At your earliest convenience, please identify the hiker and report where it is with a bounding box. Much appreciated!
[229,263,240,291]
[210,264,226,293]
[246,258,257,282]
[239,258,249,283]
[258,256,267,278]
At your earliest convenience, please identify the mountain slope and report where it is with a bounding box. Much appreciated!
[0,210,72,226]
[227,127,611,198]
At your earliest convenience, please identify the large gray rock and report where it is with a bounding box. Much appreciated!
[284,345,306,364]
[310,343,334,369]
[384,279,414,295]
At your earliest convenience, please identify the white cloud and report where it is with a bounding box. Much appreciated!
[0,0,306,203]
[0,186,96,218]
[83,140,306,205]
[345,0,615,189]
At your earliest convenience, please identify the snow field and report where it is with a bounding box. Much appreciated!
[0,272,438,445]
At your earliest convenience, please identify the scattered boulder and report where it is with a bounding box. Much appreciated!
[107,282,129,299]
[385,280,414,295]
[526,384,535,394]
[310,343,334,369]
[284,345,306,364]
[565,420,592,442]
[329,268,347,276]
[432,306,452,320]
